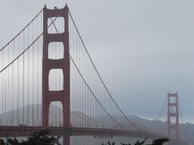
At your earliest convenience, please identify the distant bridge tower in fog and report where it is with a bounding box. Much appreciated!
[167,93,179,139]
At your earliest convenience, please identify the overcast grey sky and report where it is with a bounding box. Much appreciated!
[1,0,194,123]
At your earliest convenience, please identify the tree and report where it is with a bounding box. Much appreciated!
[0,129,58,145]
[102,138,169,145]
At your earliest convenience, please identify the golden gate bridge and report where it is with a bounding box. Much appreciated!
[0,4,186,145]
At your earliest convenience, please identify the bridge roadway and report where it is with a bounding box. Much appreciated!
[0,126,164,139]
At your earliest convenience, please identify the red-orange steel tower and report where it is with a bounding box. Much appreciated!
[167,93,179,139]
[42,5,70,145]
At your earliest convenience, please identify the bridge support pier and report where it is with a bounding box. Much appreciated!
[63,136,70,145]
[42,4,70,145]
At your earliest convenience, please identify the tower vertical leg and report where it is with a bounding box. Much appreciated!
[42,4,70,145]
[63,136,70,145]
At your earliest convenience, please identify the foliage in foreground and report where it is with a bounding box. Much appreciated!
[102,137,169,145]
[0,129,58,145]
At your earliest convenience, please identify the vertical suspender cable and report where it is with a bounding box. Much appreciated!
[78,33,82,127]
[7,45,10,125]
[17,37,19,125]
[32,22,35,125]
[7,47,9,126]
[10,42,14,125]
[89,57,91,128]
[81,41,83,127]
[37,15,41,125]
[2,50,5,125]
[5,49,7,124]
[27,24,30,125]
[81,46,83,127]
[36,14,40,126]
[36,35,40,125]
[84,46,86,127]
[22,31,25,125]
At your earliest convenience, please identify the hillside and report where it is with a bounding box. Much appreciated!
[125,115,194,142]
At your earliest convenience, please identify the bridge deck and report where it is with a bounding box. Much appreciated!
[0,126,164,139]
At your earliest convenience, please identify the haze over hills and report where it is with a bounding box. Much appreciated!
[124,115,194,143]
[0,105,194,144]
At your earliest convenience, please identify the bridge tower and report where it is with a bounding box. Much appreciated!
[167,93,179,139]
[42,5,70,145]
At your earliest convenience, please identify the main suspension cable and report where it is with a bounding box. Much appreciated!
[0,34,42,74]
[0,9,43,51]
[70,55,125,129]
[50,16,126,129]
[155,96,167,120]
[0,16,58,74]
[69,10,143,132]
